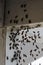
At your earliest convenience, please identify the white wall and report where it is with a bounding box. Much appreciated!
[6,26,43,65]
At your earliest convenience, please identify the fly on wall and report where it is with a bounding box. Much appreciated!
[6,24,43,65]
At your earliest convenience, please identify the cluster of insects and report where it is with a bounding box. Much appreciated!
[7,1,32,25]
[6,25,43,65]
[6,0,42,64]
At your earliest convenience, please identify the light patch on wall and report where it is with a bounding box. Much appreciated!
[6,26,43,65]
[28,57,43,65]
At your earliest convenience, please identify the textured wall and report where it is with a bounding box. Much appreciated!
[0,28,5,65]
[6,26,43,65]
[0,0,4,27]
[0,0,43,26]
[5,0,43,26]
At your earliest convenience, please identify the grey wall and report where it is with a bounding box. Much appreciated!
[5,0,43,26]
[0,0,4,27]
[0,0,43,26]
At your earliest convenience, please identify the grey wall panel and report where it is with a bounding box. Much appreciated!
[5,0,43,26]
[0,0,4,27]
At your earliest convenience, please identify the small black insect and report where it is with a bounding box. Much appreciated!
[35,45,39,49]
[9,47,11,50]
[34,58,36,60]
[7,56,9,60]
[17,32,20,35]
[8,10,10,14]
[14,51,16,53]
[16,39,19,41]
[16,20,18,24]
[38,36,41,38]
[28,36,31,38]
[9,36,12,41]
[16,63,18,65]
[21,4,23,8]
[15,15,18,19]
[9,43,12,46]
[20,47,22,50]
[21,31,24,35]
[28,20,31,23]
[38,33,40,36]
[22,36,24,39]
[37,31,39,33]
[24,4,27,8]
[24,9,27,12]
[15,57,18,60]
[30,53,31,56]
[13,53,18,59]
[33,31,35,33]
[25,14,28,19]
[21,39,24,43]
[14,44,19,47]
[10,28,13,32]
[13,54,16,58]
[23,43,25,45]
[13,43,15,46]
[19,56,21,60]
[33,43,34,45]
[34,49,37,51]
[11,58,14,62]
[16,47,19,50]
[32,54,34,57]
[24,27,26,30]
[21,18,23,22]
[12,34,14,38]
[41,48,43,51]
[30,50,32,53]
[25,31,27,33]
[19,60,20,62]
[20,26,23,29]
[26,39,30,42]
[23,54,27,57]
[31,36,34,40]
[39,63,41,65]
[23,59,25,62]
[35,24,41,28]
[14,20,18,24]
[17,50,21,54]
[38,51,40,54]
[36,54,38,56]
[25,34,27,37]
[34,39,36,43]
[34,34,36,39]
[12,46,14,49]
[10,19,12,23]
[24,38,27,40]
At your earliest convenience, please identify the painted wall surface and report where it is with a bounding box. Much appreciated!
[28,57,43,65]
[0,28,5,65]
[6,26,43,65]
[5,0,43,26]
[0,0,4,27]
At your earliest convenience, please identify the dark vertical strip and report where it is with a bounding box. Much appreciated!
[3,0,6,26]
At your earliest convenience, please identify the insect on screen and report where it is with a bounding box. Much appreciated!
[6,26,43,65]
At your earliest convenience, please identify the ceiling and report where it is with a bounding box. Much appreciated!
[0,0,43,27]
